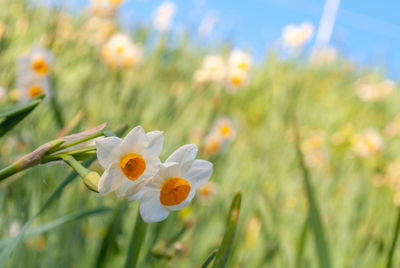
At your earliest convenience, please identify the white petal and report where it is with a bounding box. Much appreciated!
[95,137,122,167]
[184,160,213,188]
[120,126,149,154]
[165,188,196,211]
[116,157,161,198]
[152,162,181,186]
[98,163,124,194]
[166,144,198,163]
[143,131,164,157]
[140,191,169,223]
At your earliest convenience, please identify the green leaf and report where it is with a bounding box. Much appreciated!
[294,125,332,268]
[386,207,400,268]
[124,208,148,268]
[201,249,217,268]
[0,208,110,248]
[95,201,129,268]
[212,191,242,268]
[0,94,45,137]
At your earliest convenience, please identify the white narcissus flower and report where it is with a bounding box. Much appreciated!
[18,45,53,77]
[137,144,213,223]
[228,50,252,73]
[16,73,50,101]
[101,33,144,69]
[95,126,164,199]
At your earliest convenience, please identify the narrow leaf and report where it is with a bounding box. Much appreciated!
[0,94,45,137]
[212,191,242,268]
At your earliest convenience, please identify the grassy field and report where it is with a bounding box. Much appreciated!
[1,0,400,267]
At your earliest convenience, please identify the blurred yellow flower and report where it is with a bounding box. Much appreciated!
[245,216,262,248]
[202,134,224,157]
[101,33,144,69]
[384,115,400,140]
[282,22,314,49]
[356,78,395,102]
[301,132,327,167]
[351,129,384,157]
[197,182,217,203]
[153,1,177,32]
[211,117,236,141]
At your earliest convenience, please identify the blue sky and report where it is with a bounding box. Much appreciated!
[62,0,400,78]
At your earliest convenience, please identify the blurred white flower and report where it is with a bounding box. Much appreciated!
[153,1,177,32]
[211,117,236,141]
[95,126,163,198]
[18,45,53,77]
[352,129,384,157]
[228,50,252,72]
[16,73,50,101]
[193,55,226,88]
[137,144,213,222]
[282,22,314,49]
[101,33,144,69]
[226,67,249,92]
[356,78,395,102]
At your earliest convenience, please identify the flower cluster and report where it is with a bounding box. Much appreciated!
[101,33,144,69]
[356,78,395,102]
[95,126,213,222]
[16,45,53,101]
[193,50,252,92]
[202,117,236,157]
[281,22,314,50]
[351,129,385,158]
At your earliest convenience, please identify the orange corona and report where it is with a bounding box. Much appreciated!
[160,177,191,206]
[119,153,146,181]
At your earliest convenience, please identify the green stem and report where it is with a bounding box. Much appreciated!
[0,162,20,182]
[125,209,148,268]
[48,132,103,153]
[386,207,400,268]
[42,146,96,163]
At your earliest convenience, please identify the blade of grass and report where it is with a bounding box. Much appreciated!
[95,201,129,268]
[124,208,148,268]
[0,208,110,248]
[212,191,242,268]
[295,217,309,268]
[293,119,332,268]
[386,207,400,268]
[201,249,218,268]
